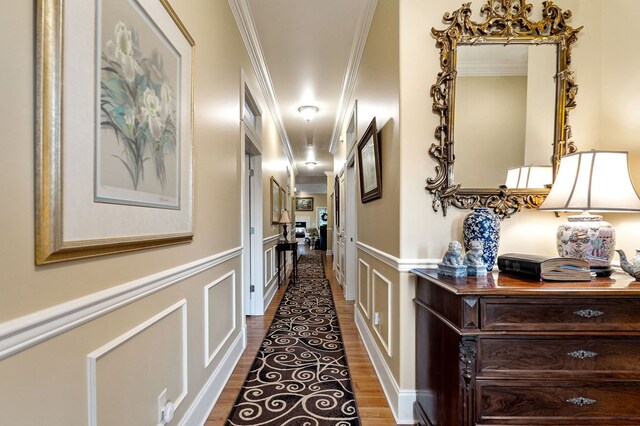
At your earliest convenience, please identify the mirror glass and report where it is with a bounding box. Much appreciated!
[454,44,557,189]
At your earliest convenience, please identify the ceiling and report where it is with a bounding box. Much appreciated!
[244,0,375,178]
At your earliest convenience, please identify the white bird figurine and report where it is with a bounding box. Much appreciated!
[616,249,640,281]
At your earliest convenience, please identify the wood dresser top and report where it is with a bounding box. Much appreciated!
[411,269,640,296]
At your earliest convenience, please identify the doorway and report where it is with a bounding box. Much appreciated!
[243,133,263,316]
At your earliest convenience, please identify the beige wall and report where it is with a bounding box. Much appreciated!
[455,76,527,187]
[352,0,401,257]
[0,1,292,424]
[524,45,557,165]
[340,0,405,394]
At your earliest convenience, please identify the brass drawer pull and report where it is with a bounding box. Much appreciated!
[566,397,597,406]
[574,309,604,318]
[567,350,598,359]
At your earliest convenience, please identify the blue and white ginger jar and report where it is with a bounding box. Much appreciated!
[463,207,500,271]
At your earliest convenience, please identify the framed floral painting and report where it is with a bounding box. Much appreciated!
[96,0,182,208]
[35,0,194,264]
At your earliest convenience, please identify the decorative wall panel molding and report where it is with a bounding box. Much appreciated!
[87,300,188,426]
[177,327,246,426]
[204,271,236,367]
[0,247,241,360]
[358,258,371,318]
[372,269,392,357]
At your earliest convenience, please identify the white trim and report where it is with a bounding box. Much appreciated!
[204,271,236,368]
[179,326,246,426]
[0,247,242,360]
[271,249,277,280]
[329,0,378,154]
[87,300,188,426]
[264,247,273,287]
[356,241,439,272]
[262,234,280,244]
[355,309,416,425]
[357,258,370,318]
[371,269,392,357]
[228,0,297,174]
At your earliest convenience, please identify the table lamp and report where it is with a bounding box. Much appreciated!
[279,209,292,242]
[538,150,640,276]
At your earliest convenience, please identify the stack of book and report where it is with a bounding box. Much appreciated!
[497,253,592,281]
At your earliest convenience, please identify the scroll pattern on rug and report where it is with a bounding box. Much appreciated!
[226,254,360,425]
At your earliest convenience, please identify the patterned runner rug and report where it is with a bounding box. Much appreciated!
[226,254,360,425]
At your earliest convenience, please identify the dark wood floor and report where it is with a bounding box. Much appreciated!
[205,247,396,425]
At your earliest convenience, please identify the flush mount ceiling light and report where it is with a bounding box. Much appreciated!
[305,161,317,169]
[298,105,319,122]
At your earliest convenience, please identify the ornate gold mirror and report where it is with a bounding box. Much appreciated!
[427,0,582,219]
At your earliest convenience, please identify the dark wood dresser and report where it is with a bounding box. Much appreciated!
[412,269,640,425]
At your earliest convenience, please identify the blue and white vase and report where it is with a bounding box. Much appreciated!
[463,208,500,271]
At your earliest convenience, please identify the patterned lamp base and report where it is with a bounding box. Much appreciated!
[557,213,615,277]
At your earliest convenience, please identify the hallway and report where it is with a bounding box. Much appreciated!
[205,249,397,425]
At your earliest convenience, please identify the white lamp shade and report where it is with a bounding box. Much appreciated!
[279,209,292,223]
[505,166,552,189]
[539,150,640,212]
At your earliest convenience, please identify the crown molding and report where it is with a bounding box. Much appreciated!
[329,0,378,155]
[228,0,297,175]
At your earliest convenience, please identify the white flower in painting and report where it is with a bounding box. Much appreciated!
[124,106,136,135]
[141,87,164,141]
[105,21,142,83]
[159,83,173,122]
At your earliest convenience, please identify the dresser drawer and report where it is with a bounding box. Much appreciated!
[478,337,640,378]
[481,298,640,331]
[477,381,640,424]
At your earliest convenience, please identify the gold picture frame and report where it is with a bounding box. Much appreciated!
[427,0,581,219]
[35,0,195,264]
[270,177,281,224]
[295,197,314,212]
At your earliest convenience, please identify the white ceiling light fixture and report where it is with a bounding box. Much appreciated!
[298,105,319,122]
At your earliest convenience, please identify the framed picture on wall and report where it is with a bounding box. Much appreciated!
[35,0,195,264]
[357,118,382,203]
[270,177,281,224]
[295,197,314,211]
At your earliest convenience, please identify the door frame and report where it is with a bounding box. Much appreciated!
[242,123,264,316]
[344,155,357,301]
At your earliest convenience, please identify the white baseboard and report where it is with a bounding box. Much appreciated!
[179,326,246,426]
[355,309,416,424]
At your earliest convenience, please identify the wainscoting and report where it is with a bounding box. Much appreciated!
[354,243,439,424]
[0,248,245,425]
